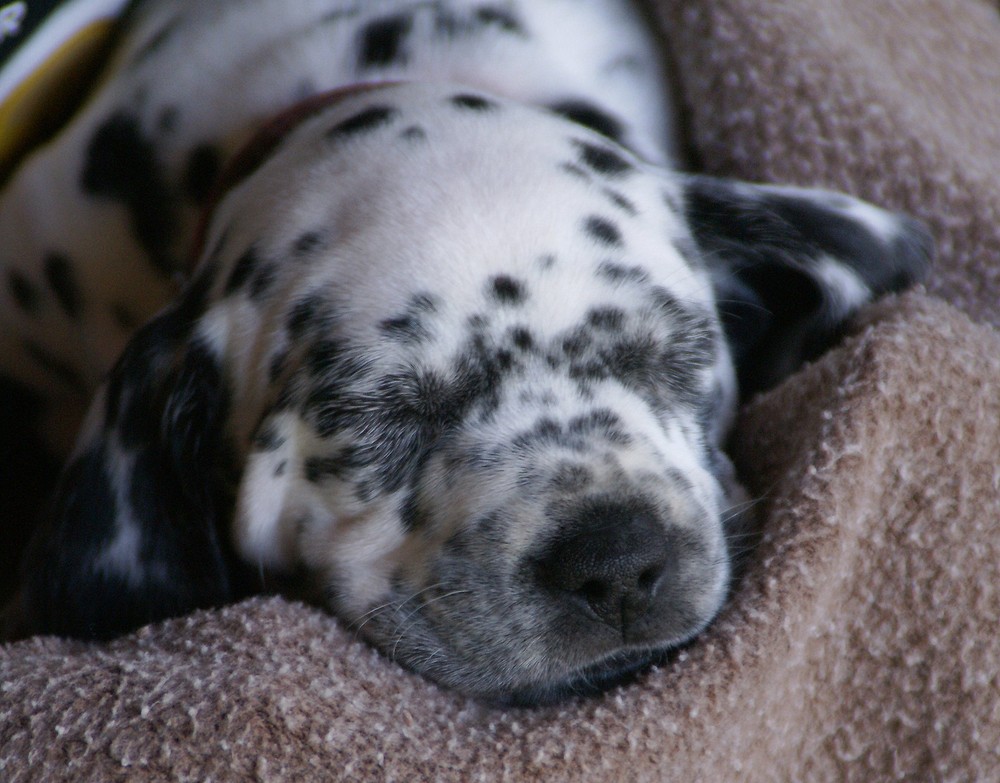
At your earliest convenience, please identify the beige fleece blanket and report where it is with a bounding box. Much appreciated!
[3,1,1000,780]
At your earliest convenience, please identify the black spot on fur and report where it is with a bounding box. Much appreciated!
[513,417,565,450]
[588,307,626,331]
[183,143,222,203]
[496,349,515,371]
[597,261,648,284]
[401,125,426,141]
[560,162,591,181]
[573,140,633,177]
[549,101,624,144]
[81,113,178,274]
[293,231,327,256]
[475,6,525,34]
[434,5,525,38]
[161,337,233,475]
[327,106,399,139]
[379,293,438,344]
[603,189,637,215]
[305,455,351,483]
[269,351,289,383]
[224,247,261,295]
[44,253,82,318]
[567,357,608,384]
[410,293,438,312]
[561,327,593,359]
[511,327,535,351]
[357,14,412,67]
[490,275,527,305]
[584,216,624,248]
[568,409,629,443]
[511,412,629,452]
[7,270,40,314]
[249,264,278,301]
[400,492,430,532]
[287,294,336,339]
[450,94,499,112]
[379,314,425,343]
[304,339,348,382]
[252,424,285,453]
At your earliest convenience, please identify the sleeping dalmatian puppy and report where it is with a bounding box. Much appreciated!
[0,0,931,704]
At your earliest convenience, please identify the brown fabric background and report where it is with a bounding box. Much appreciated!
[3,1,999,780]
[657,0,1000,327]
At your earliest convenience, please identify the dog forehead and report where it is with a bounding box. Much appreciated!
[220,84,644,226]
[207,83,709,317]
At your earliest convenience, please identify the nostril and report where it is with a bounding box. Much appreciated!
[637,565,661,595]
[580,579,609,606]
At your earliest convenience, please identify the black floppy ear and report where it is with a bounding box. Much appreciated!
[681,176,933,397]
[14,271,246,640]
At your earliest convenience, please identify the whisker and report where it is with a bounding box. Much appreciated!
[721,493,766,522]
[388,589,472,661]
[350,582,447,636]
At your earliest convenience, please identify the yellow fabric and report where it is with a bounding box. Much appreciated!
[0,19,112,181]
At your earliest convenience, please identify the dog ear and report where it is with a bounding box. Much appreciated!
[14,272,247,640]
[680,176,933,397]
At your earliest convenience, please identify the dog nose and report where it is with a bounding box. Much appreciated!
[535,499,672,634]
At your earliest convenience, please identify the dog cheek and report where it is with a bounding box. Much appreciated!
[233,413,414,617]
[301,494,411,617]
[233,448,300,572]
[232,407,318,571]
[421,524,554,663]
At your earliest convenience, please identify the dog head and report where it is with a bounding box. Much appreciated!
[15,84,931,704]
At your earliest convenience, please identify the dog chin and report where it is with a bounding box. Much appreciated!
[492,648,666,708]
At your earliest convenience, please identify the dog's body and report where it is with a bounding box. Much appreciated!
[1,0,930,704]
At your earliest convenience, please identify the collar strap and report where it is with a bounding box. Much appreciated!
[187,81,403,272]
